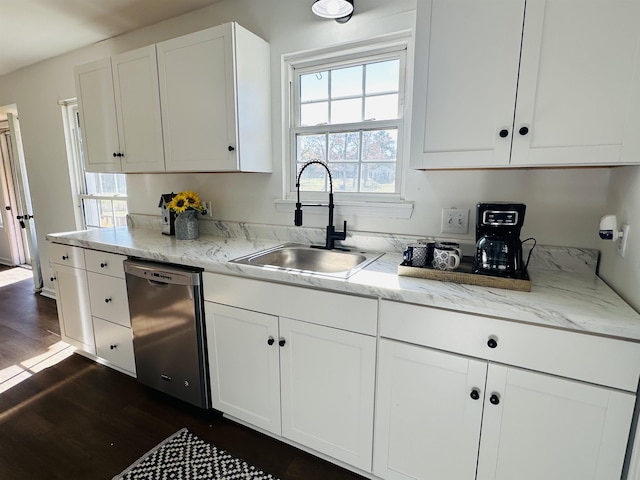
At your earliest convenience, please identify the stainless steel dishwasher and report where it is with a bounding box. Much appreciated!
[124,258,210,408]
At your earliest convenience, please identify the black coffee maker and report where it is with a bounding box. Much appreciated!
[473,202,527,278]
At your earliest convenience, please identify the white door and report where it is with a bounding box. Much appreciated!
[157,24,237,172]
[5,114,42,289]
[511,0,640,166]
[410,0,525,169]
[204,302,282,435]
[0,125,24,265]
[477,364,635,480]
[374,339,487,480]
[279,317,376,472]
[112,45,165,172]
[74,58,121,172]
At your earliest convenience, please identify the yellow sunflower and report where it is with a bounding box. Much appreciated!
[167,191,205,213]
[167,193,189,213]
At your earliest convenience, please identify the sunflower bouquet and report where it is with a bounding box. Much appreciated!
[166,191,207,214]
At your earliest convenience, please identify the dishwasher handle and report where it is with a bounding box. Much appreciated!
[124,259,202,286]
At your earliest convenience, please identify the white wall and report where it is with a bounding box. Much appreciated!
[0,0,630,303]
[599,167,640,311]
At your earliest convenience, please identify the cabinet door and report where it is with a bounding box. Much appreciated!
[512,0,640,166]
[74,58,121,172]
[279,317,376,472]
[477,365,635,480]
[157,24,237,172]
[410,0,525,169]
[204,302,281,435]
[52,263,95,354]
[112,45,165,172]
[374,339,486,480]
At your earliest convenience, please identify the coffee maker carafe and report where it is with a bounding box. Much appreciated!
[473,202,527,278]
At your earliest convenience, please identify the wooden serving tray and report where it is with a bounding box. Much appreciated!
[397,257,531,292]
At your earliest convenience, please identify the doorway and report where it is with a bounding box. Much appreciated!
[0,108,42,291]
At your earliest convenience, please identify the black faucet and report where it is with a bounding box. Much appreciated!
[294,160,348,251]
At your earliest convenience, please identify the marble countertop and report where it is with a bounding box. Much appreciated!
[47,224,640,342]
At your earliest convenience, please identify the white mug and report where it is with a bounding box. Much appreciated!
[432,246,461,271]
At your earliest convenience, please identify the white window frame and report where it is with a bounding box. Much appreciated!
[279,32,414,219]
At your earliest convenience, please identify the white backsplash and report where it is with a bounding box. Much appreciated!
[127,214,599,274]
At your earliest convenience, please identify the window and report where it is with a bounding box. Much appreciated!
[287,37,408,203]
[62,102,128,229]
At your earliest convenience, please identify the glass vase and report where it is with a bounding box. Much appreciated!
[175,210,199,240]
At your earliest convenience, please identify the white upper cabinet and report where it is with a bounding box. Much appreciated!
[112,46,165,172]
[74,22,271,173]
[157,23,271,173]
[74,58,121,172]
[75,47,165,173]
[411,0,640,169]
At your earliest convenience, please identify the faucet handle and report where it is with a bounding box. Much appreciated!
[294,203,303,226]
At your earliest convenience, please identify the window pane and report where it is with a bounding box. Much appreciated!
[331,65,362,98]
[328,132,359,162]
[331,163,359,192]
[301,102,329,126]
[361,163,396,193]
[82,198,100,228]
[366,60,400,94]
[100,174,116,194]
[363,129,398,161]
[297,134,326,164]
[296,162,328,191]
[331,98,362,124]
[114,200,128,227]
[365,94,399,121]
[301,71,328,102]
[99,199,115,227]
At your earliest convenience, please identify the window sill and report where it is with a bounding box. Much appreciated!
[274,199,413,219]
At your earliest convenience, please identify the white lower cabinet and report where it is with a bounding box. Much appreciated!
[205,303,281,434]
[93,316,136,373]
[375,339,635,480]
[203,272,377,472]
[374,300,640,480]
[49,244,95,354]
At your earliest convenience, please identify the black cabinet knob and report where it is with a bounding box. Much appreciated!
[100,262,107,268]
[113,152,124,157]
[267,337,275,346]
[490,394,500,405]
[279,338,286,347]
[228,146,235,152]
[105,297,112,303]
[487,337,498,349]
[50,276,56,282]
[113,152,118,157]
[110,344,117,350]
[62,255,69,260]
[499,129,509,138]
[470,389,480,400]
[519,126,529,136]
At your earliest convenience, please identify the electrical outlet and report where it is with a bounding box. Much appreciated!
[441,208,469,234]
[202,201,213,218]
[617,224,630,257]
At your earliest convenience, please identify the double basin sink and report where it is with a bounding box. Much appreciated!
[231,243,383,279]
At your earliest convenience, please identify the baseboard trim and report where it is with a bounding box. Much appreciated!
[40,287,56,299]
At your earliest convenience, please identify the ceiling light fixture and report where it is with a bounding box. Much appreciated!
[312,0,354,23]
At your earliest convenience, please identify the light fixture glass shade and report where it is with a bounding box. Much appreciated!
[312,0,354,19]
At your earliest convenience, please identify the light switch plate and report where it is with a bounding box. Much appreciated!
[441,208,469,234]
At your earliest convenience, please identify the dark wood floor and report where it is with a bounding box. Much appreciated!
[0,267,367,480]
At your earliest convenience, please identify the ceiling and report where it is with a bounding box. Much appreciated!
[0,0,225,77]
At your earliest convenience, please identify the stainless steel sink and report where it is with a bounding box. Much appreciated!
[230,243,383,278]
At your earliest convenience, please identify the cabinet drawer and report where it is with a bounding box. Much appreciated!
[87,272,131,327]
[85,249,127,278]
[203,272,377,336]
[93,317,136,374]
[49,243,85,269]
[380,300,640,392]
